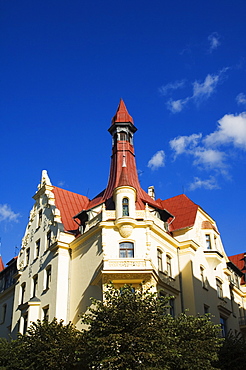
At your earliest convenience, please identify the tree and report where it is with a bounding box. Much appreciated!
[0,319,81,370]
[215,331,246,370]
[78,284,223,370]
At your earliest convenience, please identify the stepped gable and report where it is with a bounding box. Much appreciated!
[158,194,198,232]
[52,187,89,234]
[84,100,164,212]
[229,253,246,284]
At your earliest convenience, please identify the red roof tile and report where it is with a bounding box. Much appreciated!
[0,256,4,272]
[52,187,89,234]
[229,253,246,284]
[158,194,198,232]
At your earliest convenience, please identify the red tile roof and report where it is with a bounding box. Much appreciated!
[52,187,89,234]
[0,256,4,272]
[201,220,219,234]
[158,194,198,232]
[111,99,134,125]
[229,253,246,284]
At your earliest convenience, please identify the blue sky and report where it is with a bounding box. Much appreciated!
[0,0,246,264]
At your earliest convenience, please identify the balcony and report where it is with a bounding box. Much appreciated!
[203,250,223,269]
[103,258,152,271]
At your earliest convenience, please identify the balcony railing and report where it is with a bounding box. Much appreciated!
[103,259,153,270]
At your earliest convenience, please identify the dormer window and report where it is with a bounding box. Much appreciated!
[122,198,129,216]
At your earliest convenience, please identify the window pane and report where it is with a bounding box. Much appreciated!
[119,242,134,258]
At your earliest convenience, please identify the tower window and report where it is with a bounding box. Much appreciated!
[119,242,134,258]
[122,198,129,217]
[119,132,128,141]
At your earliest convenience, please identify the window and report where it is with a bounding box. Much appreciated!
[20,283,26,305]
[32,275,38,298]
[166,255,172,277]
[157,249,163,271]
[205,234,211,249]
[119,132,128,141]
[220,316,227,337]
[216,278,223,298]
[122,198,129,217]
[38,210,42,228]
[204,305,209,314]
[47,231,52,249]
[43,306,49,321]
[119,242,134,258]
[23,314,28,334]
[26,248,30,266]
[45,266,52,290]
[169,298,175,317]
[214,235,217,249]
[35,239,40,258]
[200,266,206,288]
[0,304,7,324]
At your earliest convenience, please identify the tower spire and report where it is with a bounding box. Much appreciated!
[111,98,134,125]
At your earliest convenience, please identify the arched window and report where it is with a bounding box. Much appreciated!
[166,255,172,277]
[119,242,134,258]
[122,197,129,216]
[157,249,163,271]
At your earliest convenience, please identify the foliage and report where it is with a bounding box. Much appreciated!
[0,319,81,370]
[215,331,246,370]
[78,284,223,370]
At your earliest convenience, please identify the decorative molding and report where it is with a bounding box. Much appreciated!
[119,224,133,238]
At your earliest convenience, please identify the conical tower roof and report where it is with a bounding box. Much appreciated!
[111,99,134,124]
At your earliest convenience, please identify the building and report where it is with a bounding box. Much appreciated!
[1,100,246,338]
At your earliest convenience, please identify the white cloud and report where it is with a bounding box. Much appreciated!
[236,93,246,106]
[0,204,20,222]
[192,73,220,101]
[208,32,221,53]
[193,148,226,168]
[204,112,246,149]
[169,133,202,156]
[147,150,165,170]
[166,98,189,113]
[159,80,186,96]
[165,69,228,113]
[189,176,219,190]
